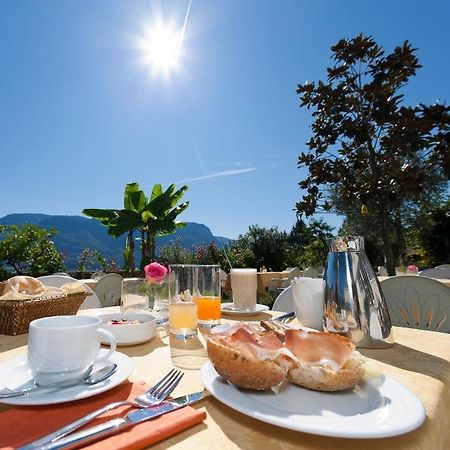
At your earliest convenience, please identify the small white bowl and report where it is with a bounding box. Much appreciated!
[98,313,156,346]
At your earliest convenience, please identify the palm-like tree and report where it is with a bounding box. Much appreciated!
[83,182,189,272]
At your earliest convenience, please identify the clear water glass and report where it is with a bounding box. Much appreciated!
[149,273,175,325]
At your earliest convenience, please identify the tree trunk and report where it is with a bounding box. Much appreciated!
[150,233,156,261]
[140,230,146,270]
[126,232,135,276]
[392,207,407,266]
[139,231,152,270]
[380,205,396,276]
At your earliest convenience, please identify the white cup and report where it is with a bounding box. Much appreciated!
[231,268,257,311]
[291,277,325,330]
[27,315,116,385]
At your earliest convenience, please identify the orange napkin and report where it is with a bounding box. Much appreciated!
[0,381,206,450]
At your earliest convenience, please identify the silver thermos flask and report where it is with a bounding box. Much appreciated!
[323,236,393,348]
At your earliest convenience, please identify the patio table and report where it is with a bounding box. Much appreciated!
[1,309,450,450]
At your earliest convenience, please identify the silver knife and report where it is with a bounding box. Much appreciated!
[29,392,205,450]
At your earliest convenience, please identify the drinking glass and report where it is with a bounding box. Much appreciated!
[120,278,153,314]
[149,273,175,325]
[230,268,257,311]
[194,265,221,329]
[169,265,198,339]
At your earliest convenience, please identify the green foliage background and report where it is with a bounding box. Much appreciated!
[0,224,64,279]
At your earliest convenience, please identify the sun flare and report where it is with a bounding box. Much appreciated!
[142,23,182,74]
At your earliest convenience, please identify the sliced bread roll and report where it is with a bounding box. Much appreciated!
[207,322,365,392]
[207,324,292,390]
[270,323,365,392]
[287,357,364,392]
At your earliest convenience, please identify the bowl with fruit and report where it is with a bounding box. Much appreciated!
[98,313,156,346]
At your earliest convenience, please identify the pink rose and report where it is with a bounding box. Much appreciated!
[144,262,168,283]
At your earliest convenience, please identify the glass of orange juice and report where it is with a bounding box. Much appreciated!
[169,301,198,338]
[169,265,198,339]
[194,265,221,329]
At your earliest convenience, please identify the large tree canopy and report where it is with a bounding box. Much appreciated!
[296,34,450,274]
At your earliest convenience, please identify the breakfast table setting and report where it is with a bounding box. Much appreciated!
[1,250,450,450]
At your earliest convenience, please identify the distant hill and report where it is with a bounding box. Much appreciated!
[0,214,231,269]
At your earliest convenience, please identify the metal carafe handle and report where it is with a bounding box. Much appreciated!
[323,236,393,348]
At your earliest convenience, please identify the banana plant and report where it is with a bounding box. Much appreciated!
[139,183,189,268]
[83,182,189,272]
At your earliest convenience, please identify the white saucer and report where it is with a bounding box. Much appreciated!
[0,350,133,406]
[221,303,269,316]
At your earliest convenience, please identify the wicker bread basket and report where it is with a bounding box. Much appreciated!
[0,291,89,336]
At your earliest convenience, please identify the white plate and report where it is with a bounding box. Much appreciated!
[201,362,426,439]
[0,350,133,406]
[221,303,269,316]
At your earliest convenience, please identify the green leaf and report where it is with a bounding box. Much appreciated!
[124,183,146,212]
[149,184,163,203]
[82,209,118,220]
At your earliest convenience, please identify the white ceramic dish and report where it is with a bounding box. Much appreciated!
[201,361,426,439]
[221,303,269,316]
[98,313,156,346]
[0,350,132,406]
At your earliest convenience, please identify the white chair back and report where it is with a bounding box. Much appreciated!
[381,275,450,332]
[302,267,320,278]
[419,266,450,279]
[272,286,294,312]
[37,275,101,310]
[94,273,123,307]
[286,267,302,282]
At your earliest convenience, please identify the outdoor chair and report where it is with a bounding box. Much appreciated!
[302,267,320,278]
[37,274,101,310]
[419,265,450,279]
[381,275,450,332]
[268,267,301,301]
[94,273,123,307]
[272,285,294,312]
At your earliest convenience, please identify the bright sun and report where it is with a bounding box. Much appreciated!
[142,23,182,75]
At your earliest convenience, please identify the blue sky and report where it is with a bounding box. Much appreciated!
[1,0,449,239]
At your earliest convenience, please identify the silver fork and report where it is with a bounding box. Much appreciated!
[19,369,184,450]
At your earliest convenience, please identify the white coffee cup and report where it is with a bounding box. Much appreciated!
[291,277,325,330]
[27,315,116,385]
[231,268,257,311]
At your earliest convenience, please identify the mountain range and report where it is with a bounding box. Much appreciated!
[0,214,231,270]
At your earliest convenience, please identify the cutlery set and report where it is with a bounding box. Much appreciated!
[26,392,205,450]
[0,364,118,398]
[10,368,202,450]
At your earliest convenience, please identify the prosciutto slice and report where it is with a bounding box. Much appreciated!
[210,324,293,362]
[284,330,355,371]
